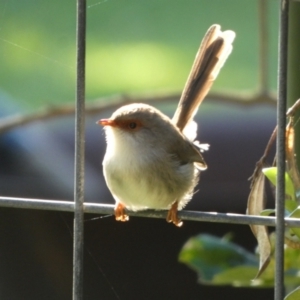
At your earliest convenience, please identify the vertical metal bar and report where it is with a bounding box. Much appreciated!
[275,0,289,299]
[73,0,86,299]
[258,0,269,95]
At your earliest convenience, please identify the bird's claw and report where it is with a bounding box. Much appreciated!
[166,201,183,227]
[114,202,129,222]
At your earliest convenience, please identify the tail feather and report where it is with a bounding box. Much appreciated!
[172,24,235,132]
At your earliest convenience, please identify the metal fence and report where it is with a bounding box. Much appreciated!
[0,0,296,299]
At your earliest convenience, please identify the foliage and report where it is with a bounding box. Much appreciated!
[179,233,300,290]
[179,100,300,298]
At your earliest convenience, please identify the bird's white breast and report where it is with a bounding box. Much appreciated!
[102,127,195,211]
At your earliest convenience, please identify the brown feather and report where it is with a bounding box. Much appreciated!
[172,24,235,132]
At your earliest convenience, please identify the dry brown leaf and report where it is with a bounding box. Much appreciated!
[247,167,271,278]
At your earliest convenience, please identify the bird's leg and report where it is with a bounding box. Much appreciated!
[114,202,129,222]
[166,201,183,227]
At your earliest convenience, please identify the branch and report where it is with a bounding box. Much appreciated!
[0,91,276,134]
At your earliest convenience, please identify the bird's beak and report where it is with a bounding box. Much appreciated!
[97,119,116,127]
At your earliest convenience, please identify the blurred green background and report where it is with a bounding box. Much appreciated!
[0,0,278,110]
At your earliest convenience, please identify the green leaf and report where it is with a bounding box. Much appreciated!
[262,167,295,199]
[260,206,298,219]
[260,209,275,216]
[212,266,273,287]
[289,207,300,219]
[288,207,300,239]
[179,234,300,288]
[179,234,258,283]
[286,200,298,214]
[285,287,300,300]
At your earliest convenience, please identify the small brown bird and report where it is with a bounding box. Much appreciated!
[98,25,235,226]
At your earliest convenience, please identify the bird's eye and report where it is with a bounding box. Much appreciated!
[128,122,137,129]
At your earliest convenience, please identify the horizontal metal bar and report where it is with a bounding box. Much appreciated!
[0,196,300,227]
[0,197,75,211]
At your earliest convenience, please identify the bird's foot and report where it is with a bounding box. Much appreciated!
[166,201,183,227]
[114,202,129,222]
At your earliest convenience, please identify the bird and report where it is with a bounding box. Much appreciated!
[97,24,235,226]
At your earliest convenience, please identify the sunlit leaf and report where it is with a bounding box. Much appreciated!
[286,120,300,202]
[260,209,275,216]
[262,167,295,199]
